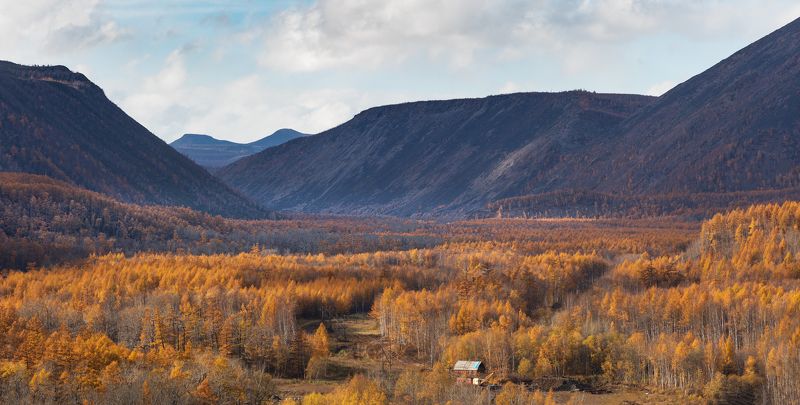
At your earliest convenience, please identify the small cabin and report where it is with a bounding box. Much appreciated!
[453,360,485,376]
[453,361,487,386]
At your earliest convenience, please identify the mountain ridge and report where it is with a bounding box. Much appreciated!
[218,91,655,216]
[577,16,800,196]
[171,128,307,168]
[217,17,800,218]
[0,61,265,218]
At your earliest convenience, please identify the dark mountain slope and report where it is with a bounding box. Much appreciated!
[0,61,264,218]
[497,17,800,217]
[218,92,654,216]
[584,17,800,195]
[219,17,800,218]
[171,128,306,168]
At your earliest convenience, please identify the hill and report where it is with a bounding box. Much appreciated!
[218,91,654,216]
[218,17,800,218]
[0,61,264,218]
[171,128,307,168]
[489,188,800,219]
[572,16,800,195]
[0,172,439,270]
[488,17,800,218]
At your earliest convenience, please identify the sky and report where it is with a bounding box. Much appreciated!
[1,1,799,143]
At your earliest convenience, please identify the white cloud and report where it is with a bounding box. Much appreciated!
[73,63,93,77]
[120,49,194,139]
[256,0,525,72]
[255,0,800,74]
[499,81,521,94]
[115,1,800,141]
[646,80,678,96]
[7,0,798,143]
[120,49,377,142]
[0,0,126,59]
[47,20,127,50]
[180,75,366,140]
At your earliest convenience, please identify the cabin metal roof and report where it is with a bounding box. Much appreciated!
[453,360,483,371]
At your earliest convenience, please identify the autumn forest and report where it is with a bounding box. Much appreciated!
[4,8,800,405]
[3,181,800,403]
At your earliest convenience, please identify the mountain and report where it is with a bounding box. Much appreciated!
[490,16,800,217]
[250,128,307,148]
[584,16,800,195]
[171,128,307,168]
[218,17,800,218]
[0,61,264,218]
[0,172,432,270]
[218,92,655,216]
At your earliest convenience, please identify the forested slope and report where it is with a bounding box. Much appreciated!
[0,173,435,270]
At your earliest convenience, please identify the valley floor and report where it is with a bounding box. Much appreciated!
[0,207,796,404]
[276,315,699,404]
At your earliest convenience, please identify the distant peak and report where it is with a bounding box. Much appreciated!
[249,128,307,146]
[272,128,302,134]
[264,128,307,139]
[179,133,217,140]
[171,133,222,146]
